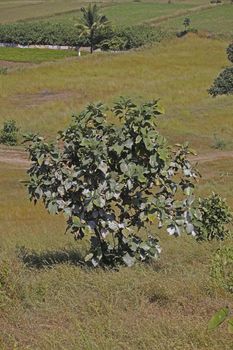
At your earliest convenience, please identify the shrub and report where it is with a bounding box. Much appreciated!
[209,43,233,97]
[0,120,19,146]
[99,25,167,51]
[0,67,8,75]
[212,134,227,150]
[183,17,191,31]
[211,246,233,293]
[195,193,232,241]
[24,98,201,268]
[208,67,233,96]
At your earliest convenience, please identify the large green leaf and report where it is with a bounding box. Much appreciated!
[208,307,229,330]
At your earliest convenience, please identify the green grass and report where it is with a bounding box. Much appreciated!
[52,2,196,27]
[0,47,79,63]
[0,0,107,24]
[159,4,233,37]
[104,2,196,26]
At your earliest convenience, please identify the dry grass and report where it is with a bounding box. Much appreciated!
[0,158,232,349]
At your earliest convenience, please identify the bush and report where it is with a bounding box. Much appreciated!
[226,43,233,63]
[99,25,167,51]
[211,246,233,293]
[208,67,233,96]
[195,193,232,241]
[24,98,201,268]
[212,134,227,150]
[0,21,87,47]
[209,43,233,97]
[0,120,19,146]
[0,67,8,75]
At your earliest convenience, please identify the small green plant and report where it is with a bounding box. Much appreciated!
[0,67,8,75]
[211,246,233,293]
[208,307,233,333]
[183,17,191,31]
[212,134,227,150]
[0,120,19,146]
[195,193,232,241]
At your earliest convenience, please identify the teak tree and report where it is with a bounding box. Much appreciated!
[25,98,202,267]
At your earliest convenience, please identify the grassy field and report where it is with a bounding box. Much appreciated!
[158,4,233,38]
[0,35,232,152]
[0,2,233,349]
[49,2,196,27]
[0,0,114,24]
[0,47,79,63]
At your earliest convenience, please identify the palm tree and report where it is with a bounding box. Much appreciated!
[76,4,109,54]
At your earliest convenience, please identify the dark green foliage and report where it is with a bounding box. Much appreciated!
[226,43,233,63]
[208,67,233,96]
[183,17,191,31]
[0,21,86,46]
[195,193,232,241]
[0,21,166,51]
[0,120,19,146]
[24,98,200,267]
[100,26,167,51]
[211,246,233,293]
[209,43,233,96]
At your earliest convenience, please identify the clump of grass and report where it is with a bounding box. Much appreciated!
[212,134,227,150]
[0,66,8,74]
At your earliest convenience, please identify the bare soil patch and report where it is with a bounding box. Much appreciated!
[0,148,232,169]
[190,150,233,164]
[10,90,75,108]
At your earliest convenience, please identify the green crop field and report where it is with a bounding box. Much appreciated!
[0,47,79,63]
[0,1,233,349]
[50,2,196,27]
[0,0,107,24]
[159,4,233,38]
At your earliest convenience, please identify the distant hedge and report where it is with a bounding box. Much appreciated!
[100,25,168,51]
[0,22,87,46]
[0,21,167,50]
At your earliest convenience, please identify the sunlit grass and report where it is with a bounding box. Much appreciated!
[159,4,233,37]
[0,47,78,63]
[0,35,232,153]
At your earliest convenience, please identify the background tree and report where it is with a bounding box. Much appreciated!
[76,4,109,53]
[209,42,233,96]
[183,17,191,32]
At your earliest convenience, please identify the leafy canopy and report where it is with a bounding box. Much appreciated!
[209,42,233,97]
[25,98,202,267]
